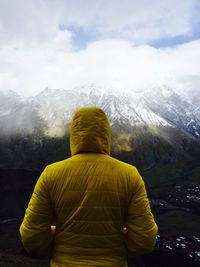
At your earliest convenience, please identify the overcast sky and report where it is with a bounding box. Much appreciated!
[0,0,200,96]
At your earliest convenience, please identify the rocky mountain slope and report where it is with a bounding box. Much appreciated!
[0,85,200,169]
[0,85,200,136]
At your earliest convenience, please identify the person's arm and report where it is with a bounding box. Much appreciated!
[19,167,54,257]
[125,168,158,257]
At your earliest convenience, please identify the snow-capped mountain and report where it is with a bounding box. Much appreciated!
[0,85,200,138]
[0,89,25,116]
[142,86,200,137]
[1,85,200,169]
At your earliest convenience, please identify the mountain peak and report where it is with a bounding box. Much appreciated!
[0,85,200,138]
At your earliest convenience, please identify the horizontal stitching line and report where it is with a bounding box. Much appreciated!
[64,206,120,208]
[57,190,124,194]
[61,232,121,237]
[56,244,123,249]
[72,220,121,223]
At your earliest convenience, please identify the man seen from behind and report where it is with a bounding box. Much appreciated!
[20,106,158,267]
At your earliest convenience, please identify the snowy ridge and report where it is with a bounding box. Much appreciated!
[0,85,200,138]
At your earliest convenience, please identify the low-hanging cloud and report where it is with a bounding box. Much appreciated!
[0,0,199,96]
[0,38,200,96]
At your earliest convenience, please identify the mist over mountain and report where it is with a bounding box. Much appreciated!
[1,85,200,135]
[0,85,200,169]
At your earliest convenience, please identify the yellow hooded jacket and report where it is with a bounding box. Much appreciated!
[20,107,158,267]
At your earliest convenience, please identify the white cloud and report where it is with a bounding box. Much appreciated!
[55,0,198,42]
[0,38,200,96]
[0,0,199,96]
[0,0,198,45]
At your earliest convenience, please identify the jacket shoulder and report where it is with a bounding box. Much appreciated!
[42,158,74,180]
[109,156,139,174]
[45,157,73,170]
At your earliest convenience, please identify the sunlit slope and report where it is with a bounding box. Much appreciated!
[0,85,200,138]
[0,85,200,174]
[1,122,200,172]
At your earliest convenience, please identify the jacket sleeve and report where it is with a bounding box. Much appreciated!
[19,167,54,256]
[125,168,158,256]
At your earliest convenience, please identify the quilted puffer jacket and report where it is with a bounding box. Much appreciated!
[20,107,158,267]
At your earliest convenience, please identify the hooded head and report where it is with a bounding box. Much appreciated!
[70,107,111,156]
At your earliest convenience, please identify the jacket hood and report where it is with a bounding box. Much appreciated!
[70,107,111,156]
